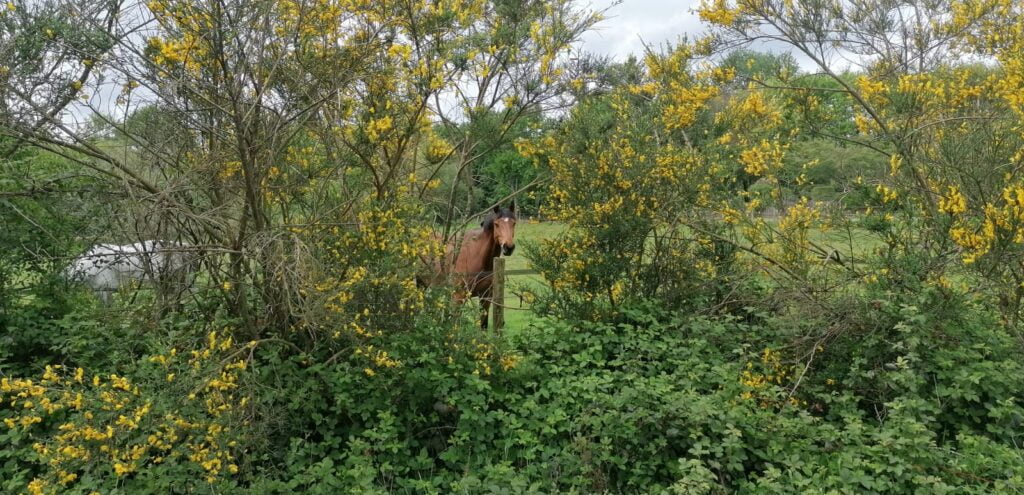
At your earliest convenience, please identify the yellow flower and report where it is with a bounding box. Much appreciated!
[27,479,46,495]
[697,0,740,25]
[499,354,521,371]
[889,154,902,175]
[366,116,393,142]
[739,140,786,176]
[938,186,967,215]
[875,184,898,203]
[113,462,135,476]
[59,470,78,485]
[386,43,412,61]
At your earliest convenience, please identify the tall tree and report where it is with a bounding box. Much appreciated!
[1,0,599,335]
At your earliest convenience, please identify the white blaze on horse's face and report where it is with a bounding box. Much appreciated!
[494,216,517,256]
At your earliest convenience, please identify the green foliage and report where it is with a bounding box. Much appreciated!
[581,55,646,96]
[3,1,1024,493]
[778,72,859,139]
[232,297,1023,493]
[434,110,546,218]
[519,52,747,320]
[0,144,103,376]
[1,325,251,494]
[782,138,888,206]
[4,264,1023,494]
[719,49,798,88]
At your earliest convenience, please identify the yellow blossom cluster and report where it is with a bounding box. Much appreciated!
[355,345,403,375]
[938,185,968,215]
[274,0,348,39]
[646,45,725,132]
[529,1,577,85]
[519,40,769,310]
[778,199,819,232]
[366,116,394,143]
[738,139,786,177]
[441,336,521,376]
[928,0,1024,278]
[303,198,443,343]
[697,0,742,26]
[146,1,218,73]
[739,347,803,408]
[875,184,898,204]
[713,80,789,211]
[423,131,454,164]
[768,198,822,268]
[2,332,249,492]
[732,91,782,127]
[146,35,204,73]
[855,75,888,105]
[662,83,720,132]
[949,184,1024,263]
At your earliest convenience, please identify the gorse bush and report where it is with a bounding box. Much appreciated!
[518,46,751,320]
[1,330,251,494]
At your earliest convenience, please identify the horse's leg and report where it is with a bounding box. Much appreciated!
[480,297,490,330]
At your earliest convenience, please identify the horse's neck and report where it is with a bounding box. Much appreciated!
[481,241,500,271]
[456,228,499,273]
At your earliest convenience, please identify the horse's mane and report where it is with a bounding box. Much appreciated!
[481,207,516,231]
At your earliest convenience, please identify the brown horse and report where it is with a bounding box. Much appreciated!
[420,204,517,329]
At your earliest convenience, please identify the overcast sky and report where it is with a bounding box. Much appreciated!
[577,0,824,70]
[579,0,704,60]
[68,0,817,127]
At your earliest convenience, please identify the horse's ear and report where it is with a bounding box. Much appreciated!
[493,204,502,215]
[508,201,515,214]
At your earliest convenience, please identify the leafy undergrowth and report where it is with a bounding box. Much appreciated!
[4,291,1024,493]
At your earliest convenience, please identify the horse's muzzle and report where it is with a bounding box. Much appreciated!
[502,244,515,256]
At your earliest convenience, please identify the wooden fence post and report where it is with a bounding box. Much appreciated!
[492,257,505,331]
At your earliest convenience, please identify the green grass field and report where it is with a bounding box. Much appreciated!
[494,219,883,333]
[500,221,565,333]
[805,223,884,261]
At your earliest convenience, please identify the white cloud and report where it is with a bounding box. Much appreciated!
[579,0,704,60]
[577,0,822,71]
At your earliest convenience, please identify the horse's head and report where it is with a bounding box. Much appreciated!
[484,203,517,256]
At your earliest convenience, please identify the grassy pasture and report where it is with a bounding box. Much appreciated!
[497,221,564,332]
[495,219,883,333]
[35,218,880,333]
